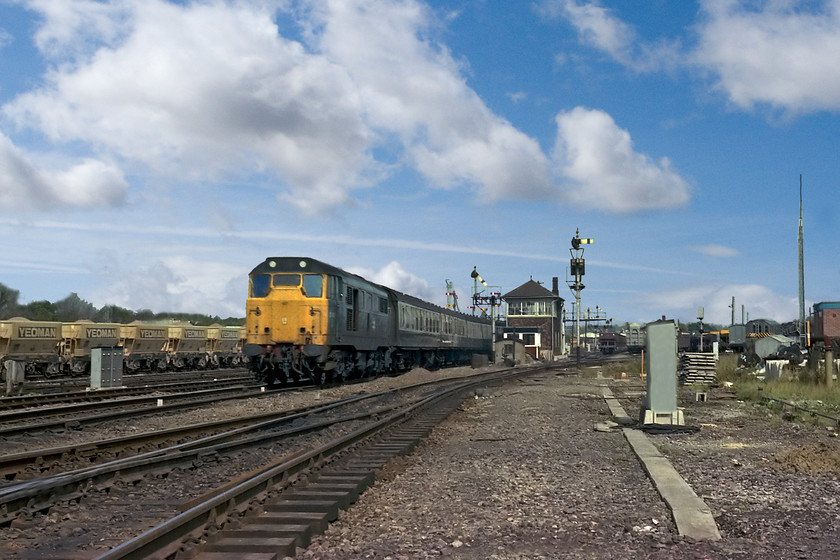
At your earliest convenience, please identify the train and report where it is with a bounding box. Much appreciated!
[598,332,627,354]
[243,257,492,387]
[626,323,646,354]
[0,319,245,380]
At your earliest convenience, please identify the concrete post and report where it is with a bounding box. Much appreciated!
[4,360,25,396]
[826,348,834,388]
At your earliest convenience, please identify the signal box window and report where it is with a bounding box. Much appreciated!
[251,274,271,297]
[302,274,324,298]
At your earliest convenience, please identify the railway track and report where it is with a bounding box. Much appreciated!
[0,364,547,559]
[10,367,253,397]
[0,383,273,438]
[0,374,478,489]
[0,374,256,413]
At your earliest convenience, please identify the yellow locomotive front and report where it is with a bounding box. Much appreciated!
[244,257,329,386]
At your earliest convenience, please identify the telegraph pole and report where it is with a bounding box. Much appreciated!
[698,306,704,352]
[567,229,593,370]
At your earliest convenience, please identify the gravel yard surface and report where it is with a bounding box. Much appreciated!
[299,367,840,560]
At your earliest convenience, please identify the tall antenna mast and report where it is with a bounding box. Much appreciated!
[798,174,806,347]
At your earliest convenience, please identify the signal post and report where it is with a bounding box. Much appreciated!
[567,229,592,370]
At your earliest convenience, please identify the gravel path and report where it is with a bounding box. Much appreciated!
[298,368,840,560]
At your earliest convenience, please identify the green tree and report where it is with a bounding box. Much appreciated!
[22,300,58,321]
[95,305,136,324]
[54,293,98,321]
[135,309,155,321]
[0,283,21,318]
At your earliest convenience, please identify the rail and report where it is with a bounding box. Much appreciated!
[762,395,840,426]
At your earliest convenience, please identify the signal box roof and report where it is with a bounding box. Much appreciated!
[503,279,562,301]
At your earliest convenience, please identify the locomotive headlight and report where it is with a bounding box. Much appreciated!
[268,260,276,268]
[299,260,307,268]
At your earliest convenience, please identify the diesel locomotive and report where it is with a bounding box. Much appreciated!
[243,257,492,387]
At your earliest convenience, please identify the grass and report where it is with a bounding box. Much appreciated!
[599,356,643,379]
[604,352,840,410]
[715,351,840,425]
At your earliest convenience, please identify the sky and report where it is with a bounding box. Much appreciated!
[0,0,838,327]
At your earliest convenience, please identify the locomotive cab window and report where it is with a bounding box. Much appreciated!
[302,274,324,298]
[272,274,301,287]
[250,274,271,297]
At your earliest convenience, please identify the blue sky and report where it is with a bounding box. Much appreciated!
[0,0,837,326]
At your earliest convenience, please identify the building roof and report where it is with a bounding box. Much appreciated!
[502,279,561,300]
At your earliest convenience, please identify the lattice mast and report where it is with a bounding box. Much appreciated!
[798,174,806,348]
[470,267,502,361]
[445,279,460,312]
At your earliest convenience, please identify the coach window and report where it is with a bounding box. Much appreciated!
[302,274,323,298]
[250,274,271,297]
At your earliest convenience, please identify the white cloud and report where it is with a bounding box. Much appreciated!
[315,0,555,201]
[694,0,840,114]
[545,1,840,115]
[538,0,680,72]
[552,107,691,212]
[0,131,127,209]
[690,244,739,258]
[347,261,438,304]
[94,256,246,318]
[641,283,799,325]
[0,28,12,50]
[3,0,687,216]
[5,0,556,211]
[543,0,634,55]
[44,159,129,207]
[25,0,133,58]
[5,0,374,214]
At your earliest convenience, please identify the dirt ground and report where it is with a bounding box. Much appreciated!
[297,366,840,560]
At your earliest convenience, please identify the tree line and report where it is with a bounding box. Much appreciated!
[0,283,244,326]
